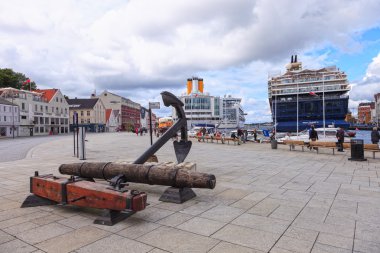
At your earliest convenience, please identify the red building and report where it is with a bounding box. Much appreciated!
[357,102,374,124]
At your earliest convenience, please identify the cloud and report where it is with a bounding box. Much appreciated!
[1,0,380,122]
[350,52,380,104]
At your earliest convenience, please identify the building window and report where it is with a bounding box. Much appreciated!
[35,127,39,133]
[87,119,90,123]
[3,116,5,122]
[60,98,62,103]
[35,105,38,111]
[40,105,43,112]
[81,119,84,124]
[56,97,58,102]
[81,111,84,116]
[87,111,90,116]
[21,116,27,119]
[40,127,44,133]
[65,108,67,114]
[45,118,49,124]
[22,103,25,110]
[46,106,48,112]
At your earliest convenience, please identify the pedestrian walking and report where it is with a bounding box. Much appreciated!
[308,125,318,150]
[135,127,138,136]
[336,127,345,152]
[371,127,380,144]
[253,129,257,142]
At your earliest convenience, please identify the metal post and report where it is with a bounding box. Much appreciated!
[297,82,299,138]
[149,108,153,146]
[12,90,15,138]
[322,74,326,138]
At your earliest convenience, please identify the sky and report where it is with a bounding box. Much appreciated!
[1,0,380,123]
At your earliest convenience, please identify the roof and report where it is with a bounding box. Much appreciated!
[0,97,17,106]
[66,98,99,109]
[34,89,58,102]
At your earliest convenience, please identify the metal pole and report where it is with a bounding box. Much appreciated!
[323,74,326,138]
[12,90,15,138]
[274,93,277,139]
[149,108,153,146]
[297,82,299,138]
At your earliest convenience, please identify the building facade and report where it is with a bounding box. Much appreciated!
[0,88,69,136]
[97,91,141,132]
[67,98,106,132]
[357,102,375,124]
[175,77,245,130]
[0,97,20,137]
[375,93,380,126]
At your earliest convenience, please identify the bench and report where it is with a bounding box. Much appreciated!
[191,135,239,145]
[364,144,380,159]
[283,140,306,151]
[309,141,351,155]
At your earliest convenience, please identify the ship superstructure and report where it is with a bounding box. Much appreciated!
[173,77,245,130]
[268,55,351,132]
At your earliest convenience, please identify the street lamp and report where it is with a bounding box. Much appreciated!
[322,74,326,138]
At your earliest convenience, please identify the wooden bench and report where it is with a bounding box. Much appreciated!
[192,135,239,145]
[309,141,351,155]
[283,140,306,151]
[364,144,380,159]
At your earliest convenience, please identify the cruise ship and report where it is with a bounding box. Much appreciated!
[268,55,351,132]
[173,77,245,130]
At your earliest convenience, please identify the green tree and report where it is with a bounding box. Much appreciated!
[0,68,37,90]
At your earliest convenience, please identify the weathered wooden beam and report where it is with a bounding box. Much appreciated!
[59,162,215,189]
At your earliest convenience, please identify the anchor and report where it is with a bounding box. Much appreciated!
[21,91,215,225]
[134,91,192,164]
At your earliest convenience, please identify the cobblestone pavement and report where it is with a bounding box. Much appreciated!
[0,132,379,253]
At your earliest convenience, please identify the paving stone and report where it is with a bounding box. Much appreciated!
[75,234,153,253]
[156,212,193,227]
[138,226,219,253]
[133,207,174,222]
[283,226,319,242]
[247,199,279,216]
[317,233,353,250]
[201,203,245,221]
[177,217,226,236]
[355,221,380,242]
[0,239,37,253]
[274,235,315,253]
[312,243,351,253]
[232,213,290,235]
[117,220,161,239]
[35,226,110,253]
[353,239,380,253]
[3,221,39,235]
[57,215,94,229]
[269,205,302,221]
[16,222,73,244]
[148,249,170,253]
[212,224,280,252]
[209,241,264,253]
[0,229,15,244]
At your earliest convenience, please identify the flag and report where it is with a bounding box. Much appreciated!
[22,79,30,86]
[309,91,317,96]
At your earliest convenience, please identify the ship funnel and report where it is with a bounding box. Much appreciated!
[291,55,294,63]
[295,55,297,63]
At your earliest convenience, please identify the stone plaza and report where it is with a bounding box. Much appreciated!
[0,132,380,252]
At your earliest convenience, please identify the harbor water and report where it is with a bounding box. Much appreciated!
[354,130,372,144]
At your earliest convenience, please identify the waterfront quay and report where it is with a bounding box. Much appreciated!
[0,133,380,252]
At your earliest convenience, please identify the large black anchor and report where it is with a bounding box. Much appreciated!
[134,91,192,164]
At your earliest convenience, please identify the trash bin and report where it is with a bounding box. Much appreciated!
[349,139,366,161]
[271,139,277,149]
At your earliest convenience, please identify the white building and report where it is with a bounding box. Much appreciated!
[0,88,69,136]
[0,97,20,137]
[174,77,245,130]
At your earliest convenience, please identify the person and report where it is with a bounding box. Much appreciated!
[253,129,257,142]
[309,126,318,142]
[135,127,139,136]
[336,127,345,152]
[371,127,380,144]
[237,128,243,145]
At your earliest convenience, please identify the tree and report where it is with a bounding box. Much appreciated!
[0,68,37,90]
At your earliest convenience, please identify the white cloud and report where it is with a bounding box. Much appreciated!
[350,52,380,111]
[1,0,380,121]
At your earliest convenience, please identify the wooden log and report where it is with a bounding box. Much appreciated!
[59,162,215,189]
